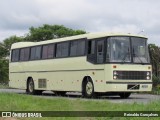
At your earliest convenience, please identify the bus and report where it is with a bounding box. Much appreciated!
[9,32,152,98]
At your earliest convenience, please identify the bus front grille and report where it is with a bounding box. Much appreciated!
[114,71,150,80]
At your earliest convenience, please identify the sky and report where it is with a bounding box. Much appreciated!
[0,0,160,45]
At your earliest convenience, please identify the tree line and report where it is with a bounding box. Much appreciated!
[0,24,159,86]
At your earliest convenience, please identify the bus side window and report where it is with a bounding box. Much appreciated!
[96,40,104,63]
[20,49,25,61]
[42,44,54,59]
[30,46,42,60]
[42,45,48,59]
[48,44,55,58]
[11,49,20,62]
[56,42,69,58]
[30,47,36,60]
[70,39,85,56]
[70,41,78,56]
[87,40,96,63]
[88,40,95,54]
[20,48,30,61]
[77,40,85,56]
[61,42,69,57]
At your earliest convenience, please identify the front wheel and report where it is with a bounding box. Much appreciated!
[26,78,42,95]
[27,79,35,94]
[119,92,131,99]
[82,78,95,98]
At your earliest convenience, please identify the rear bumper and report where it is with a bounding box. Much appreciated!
[105,81,152,92]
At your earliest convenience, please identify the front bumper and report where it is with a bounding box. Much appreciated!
[105,81,152,92]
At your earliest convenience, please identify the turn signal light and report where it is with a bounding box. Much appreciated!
[113,65,117,68]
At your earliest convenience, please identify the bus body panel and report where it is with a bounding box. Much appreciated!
[9,57,105,92]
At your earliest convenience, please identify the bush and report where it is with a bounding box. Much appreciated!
[152,74,160,87]
[152,74,160,94]
[0,59,9,84]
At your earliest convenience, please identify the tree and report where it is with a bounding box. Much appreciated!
[0,43,8,59]
[0,35,23,83]
[148,44,160,88]
[148,44,160,77]
[0,59,9,83]
[24,24,86,42]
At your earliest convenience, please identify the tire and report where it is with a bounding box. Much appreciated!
[119,92,131,99]
[26,78,34,94]
[82,78,95,98]
[54,91,66,96]
[26,78,42,95]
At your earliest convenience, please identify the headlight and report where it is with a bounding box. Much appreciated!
[113,76,117,79]
[113,71,117,75]
[147,72,150,76]
[146,76,150,80]
[113,71,118,79]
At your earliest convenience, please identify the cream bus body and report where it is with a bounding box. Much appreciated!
[9,33,152,98]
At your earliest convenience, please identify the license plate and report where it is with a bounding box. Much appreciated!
[142,85,148,88]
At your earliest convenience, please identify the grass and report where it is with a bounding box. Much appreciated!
[0,93,160,120]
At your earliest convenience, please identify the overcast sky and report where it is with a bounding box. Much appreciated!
[0,0,160,45]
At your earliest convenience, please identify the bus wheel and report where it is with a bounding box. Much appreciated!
[54,91,66,96]
[119,92,131,99]
[27,79,35,94]
[27,79,42,95]
[82,78,94,98]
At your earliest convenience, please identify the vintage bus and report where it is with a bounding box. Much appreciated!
[9,32,152,98]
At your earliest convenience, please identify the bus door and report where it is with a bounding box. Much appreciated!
[96,40,104,63]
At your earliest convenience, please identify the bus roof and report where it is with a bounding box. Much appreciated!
[11,32,147,49]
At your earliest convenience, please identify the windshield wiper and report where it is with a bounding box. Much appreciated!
[122,52,130,63]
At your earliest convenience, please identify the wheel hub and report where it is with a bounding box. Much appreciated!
[86,82,93,95]
[29,81,34,92]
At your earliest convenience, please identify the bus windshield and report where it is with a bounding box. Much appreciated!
[131,37,150,63]
[106,37,150,64]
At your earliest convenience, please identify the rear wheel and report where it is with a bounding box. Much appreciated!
[119,92,131,99]
[82,78,95,98]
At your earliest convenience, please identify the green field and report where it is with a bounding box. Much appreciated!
[0,93,160,120]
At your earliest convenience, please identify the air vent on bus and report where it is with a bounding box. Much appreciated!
[38,79,47,88]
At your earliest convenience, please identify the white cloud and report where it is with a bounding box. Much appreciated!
[0,29,28,41]
[0,0,160,46]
